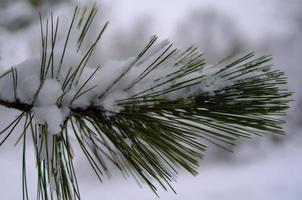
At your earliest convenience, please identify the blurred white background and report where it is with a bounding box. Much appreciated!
[0,0,301,199]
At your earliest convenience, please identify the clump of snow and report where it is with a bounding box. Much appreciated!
[0,73,15,102]
[15,57,41,104]
[36,79,63,106]
[98,91,129,113]
[33,106,63,135]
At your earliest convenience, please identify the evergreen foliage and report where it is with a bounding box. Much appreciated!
[0,4,291,200]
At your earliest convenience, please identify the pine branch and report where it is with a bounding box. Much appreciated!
[0,4,292,200]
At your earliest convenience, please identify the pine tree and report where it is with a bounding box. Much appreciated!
[0,4,291,200]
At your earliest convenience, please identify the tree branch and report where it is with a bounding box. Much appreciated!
[0,100,32,112]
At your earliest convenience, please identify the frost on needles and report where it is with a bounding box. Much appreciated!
[0,4,291,200]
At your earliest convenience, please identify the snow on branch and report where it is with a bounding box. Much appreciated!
[0,4,291,200]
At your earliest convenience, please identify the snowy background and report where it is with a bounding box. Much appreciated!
[0,0,302,199]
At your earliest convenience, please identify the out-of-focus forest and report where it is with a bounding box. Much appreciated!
[0,0,301,199]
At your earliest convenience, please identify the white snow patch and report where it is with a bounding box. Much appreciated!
[98,91,128,113]
[33,105,63,135]
[36,79,63,106]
